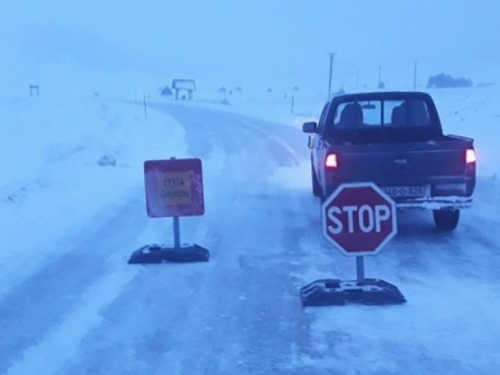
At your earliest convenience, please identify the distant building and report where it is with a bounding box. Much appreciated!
[172,79,196,100]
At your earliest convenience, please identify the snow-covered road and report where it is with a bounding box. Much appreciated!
[1,101,499,374]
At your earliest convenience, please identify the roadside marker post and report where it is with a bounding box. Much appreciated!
[301,182,406,306]
[128,157,209,264]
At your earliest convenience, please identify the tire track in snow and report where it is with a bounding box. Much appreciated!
[154,106,318,374]
[5,258,138,375]
[0,197,146,374]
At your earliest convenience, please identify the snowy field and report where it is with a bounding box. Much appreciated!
[0,94,196,320]
[0,83,499,374]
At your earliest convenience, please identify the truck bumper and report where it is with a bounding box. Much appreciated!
[395,196,472,210]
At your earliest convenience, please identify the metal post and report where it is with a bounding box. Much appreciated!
[143,95,148,119]
[327,53,335,101]
[413,61,418,91]
[173,216,181,249]
[356,256,365,284]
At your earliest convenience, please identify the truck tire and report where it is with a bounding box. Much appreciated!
[311,166,321,197]
[433,210,460,231]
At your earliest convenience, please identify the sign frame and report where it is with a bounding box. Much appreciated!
[144,158,204,218]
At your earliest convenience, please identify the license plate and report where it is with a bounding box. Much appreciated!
[382,186,427,197]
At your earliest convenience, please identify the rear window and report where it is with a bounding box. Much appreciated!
[327,98,439,143]
[332,99,431,128]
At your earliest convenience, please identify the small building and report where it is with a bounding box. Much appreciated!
[172,79,196,100]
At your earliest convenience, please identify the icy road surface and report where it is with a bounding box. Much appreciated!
[1,102,500,375]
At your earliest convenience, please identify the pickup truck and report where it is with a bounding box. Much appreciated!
[302,91,476,230]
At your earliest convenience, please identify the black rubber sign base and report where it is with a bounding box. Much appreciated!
[128,244,209,264]
[300,278,406,307]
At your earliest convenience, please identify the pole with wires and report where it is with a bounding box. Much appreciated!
[327,52,336,101]
[413,60,418,90]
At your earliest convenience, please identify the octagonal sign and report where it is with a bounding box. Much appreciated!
[322,182,397,256]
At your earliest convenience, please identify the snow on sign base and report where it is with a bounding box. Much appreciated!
[144,158,204,217]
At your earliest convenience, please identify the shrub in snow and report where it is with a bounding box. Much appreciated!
[427,73,473,88]
[97,155,117,167]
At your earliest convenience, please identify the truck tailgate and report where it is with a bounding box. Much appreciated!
[330,138,473,185]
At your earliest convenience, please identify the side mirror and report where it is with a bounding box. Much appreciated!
[302,121,317,133]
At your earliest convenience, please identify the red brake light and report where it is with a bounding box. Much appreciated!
[325,153,338,168]
[466,149,476,164]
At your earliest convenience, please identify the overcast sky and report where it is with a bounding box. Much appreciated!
[1,0,499,94]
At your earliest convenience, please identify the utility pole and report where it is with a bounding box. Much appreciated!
[413,60,418,90]
[327,52,336,101]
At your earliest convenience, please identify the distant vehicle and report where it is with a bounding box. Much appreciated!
[302,91,476,231]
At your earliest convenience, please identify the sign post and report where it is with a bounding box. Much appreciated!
[128,157,209,264]
[356,256,365,283]
[301,182,406,306]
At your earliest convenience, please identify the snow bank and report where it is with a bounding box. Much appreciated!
[0,94,187,295]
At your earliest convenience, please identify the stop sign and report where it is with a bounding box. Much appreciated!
[322,182,397,256]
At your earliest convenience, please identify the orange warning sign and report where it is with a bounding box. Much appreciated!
[157,171,192,205]
[144,158,204,217]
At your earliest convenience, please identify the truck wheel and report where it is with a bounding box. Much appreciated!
[311,167,321,197]
[433,210,460,231]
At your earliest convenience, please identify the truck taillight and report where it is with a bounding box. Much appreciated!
[466,149,476,164]
[325,153,338,168]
